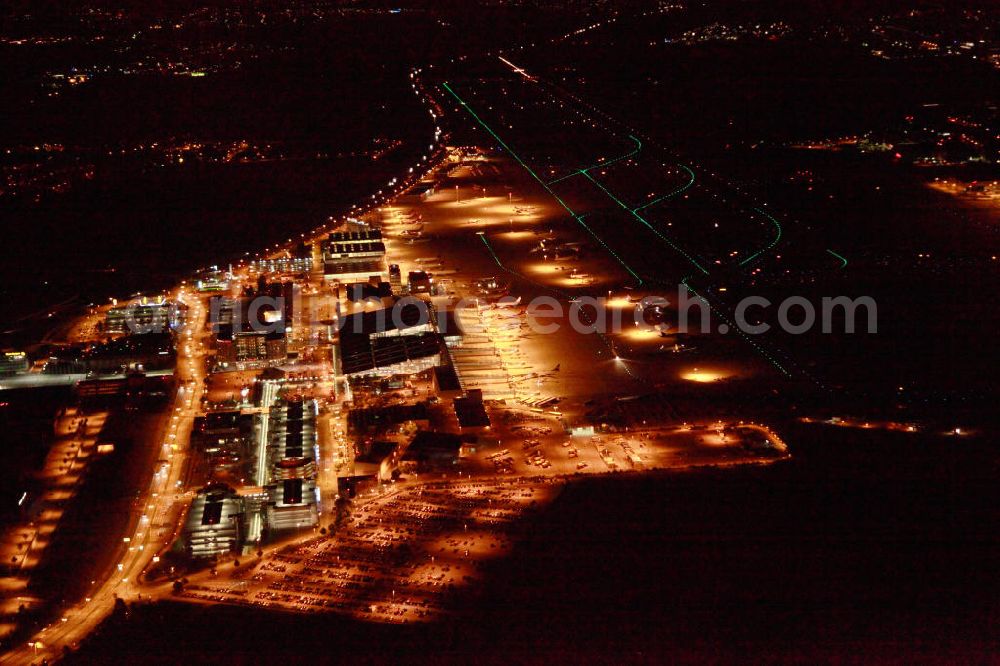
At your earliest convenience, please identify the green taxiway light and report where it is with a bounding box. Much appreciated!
[826,248,848,269]
[547,134,643,185]
[443,81,644,285]
[633,164,696,212]
[581,170,710,276]
[738,207,783,267]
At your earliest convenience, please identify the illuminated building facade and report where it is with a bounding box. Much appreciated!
[321,229,387,282]
[182,484,246,559]
[105,298,181,334]
[0,350,30,376]
[259,399,320,532]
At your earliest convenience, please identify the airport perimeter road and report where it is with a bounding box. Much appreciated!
[2,290,210,665]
